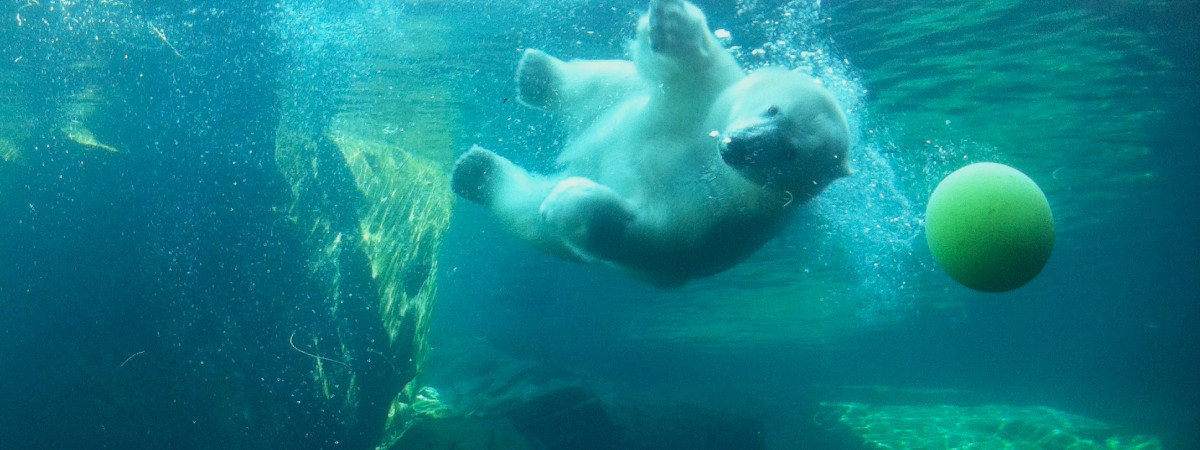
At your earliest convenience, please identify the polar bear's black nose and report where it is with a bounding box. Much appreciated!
[719,135,751,166]
[719,119,783,168]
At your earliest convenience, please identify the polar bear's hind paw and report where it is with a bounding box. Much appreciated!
[540,177,634,258]
[451,146,503,206]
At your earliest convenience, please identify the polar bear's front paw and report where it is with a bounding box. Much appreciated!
[541,177,634,255]
[648,0,708,58]
[517,49,563,110]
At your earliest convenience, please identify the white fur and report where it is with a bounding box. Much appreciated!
[452,0,850,286]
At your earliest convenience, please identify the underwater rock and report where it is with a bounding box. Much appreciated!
[410,338,772,450]
[494,384,620,450]
[274,117,453,446]
[619,401,768,450]
[413,340,622,449]
[391,417,543,450]
[272,3,462,447]
[0,1,458,448]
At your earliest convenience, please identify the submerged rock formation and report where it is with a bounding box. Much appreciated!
[0,1,453,448]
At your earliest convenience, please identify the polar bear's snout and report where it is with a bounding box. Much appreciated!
[718,116,789,170]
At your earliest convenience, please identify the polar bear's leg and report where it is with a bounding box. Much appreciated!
[540,177,637,263]
[515,49,564,110]
[452,146,582,259]
[633,0,742,91]
[451,145,517,206]
[646,0,709,59]
[517,49,642,126]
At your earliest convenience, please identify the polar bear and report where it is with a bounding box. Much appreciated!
[452,0,850,287]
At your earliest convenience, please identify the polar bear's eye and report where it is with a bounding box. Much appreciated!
[766,105,780,117]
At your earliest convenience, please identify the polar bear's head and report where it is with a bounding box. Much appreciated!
[717,68,851,199]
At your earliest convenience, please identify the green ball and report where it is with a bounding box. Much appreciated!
[925,162,1054,292]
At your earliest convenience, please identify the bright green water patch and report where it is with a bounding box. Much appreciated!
[823,401,1162,449]
[0,138,18,163]
[0,66,32,163]
[60,86,123,153]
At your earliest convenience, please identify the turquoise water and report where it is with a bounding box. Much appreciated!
[437,0,1200,447]
[1,0,1196,448]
